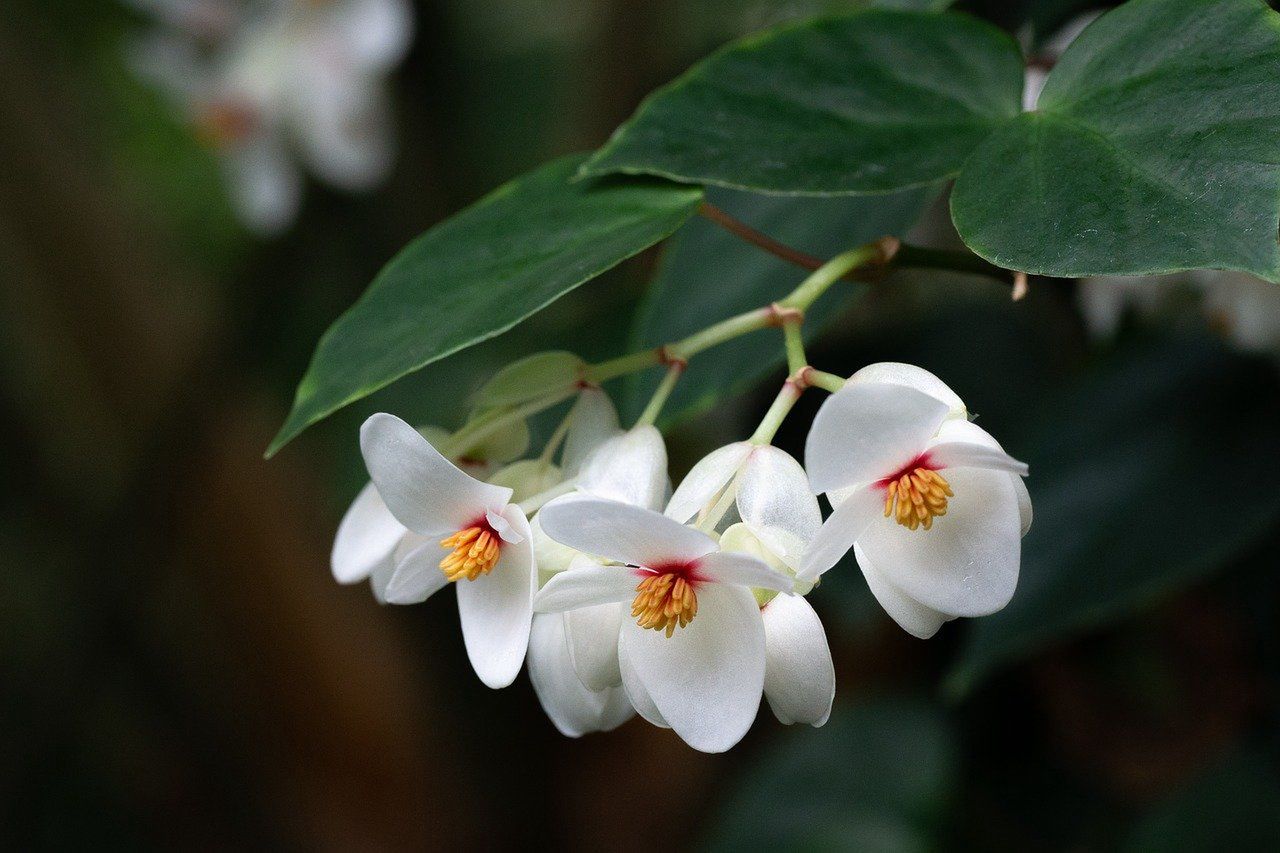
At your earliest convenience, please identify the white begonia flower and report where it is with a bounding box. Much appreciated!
[666,442,821,577]
[527,609,633,738]
[535,495,794,752]
[720,524,835,728]
[330,422,523,601]
[132,0,413,234]
[801,363,1032,640]
[359,414,535,689]
[528,419,667,736]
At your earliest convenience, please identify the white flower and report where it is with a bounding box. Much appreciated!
[535,495,794,752]
[666,442,820,577]
[1077,275,1182,339]
[720,524,834,728]
[527,609,633,738]
[131,0,413,234]
[527,416,667,737]
[1193,271,1280,355]
[802,364,1032,639]
[359,413,535,689]
[331,423,521,602]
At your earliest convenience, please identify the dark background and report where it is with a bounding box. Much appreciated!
[3,0,1279,849]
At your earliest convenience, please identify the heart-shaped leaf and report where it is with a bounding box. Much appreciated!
[951,0,1280,280]
[582,10,1023,194]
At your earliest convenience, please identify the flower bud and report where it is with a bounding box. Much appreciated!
[473,351,584,408]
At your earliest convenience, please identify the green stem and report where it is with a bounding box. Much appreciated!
[779,246,882,313]
[807,370,846,394]
[584,348,663,383]
[516,479,578,515]
[635,361,685,427]
[666,307,773,361]
[749,381,803,445]
[782,321,806,375]
[444,388,576,458]
[538,400,578,464]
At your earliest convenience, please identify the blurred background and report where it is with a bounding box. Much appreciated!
[3,0,1280,849]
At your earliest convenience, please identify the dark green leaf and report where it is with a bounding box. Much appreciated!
[627,185,934,422]
[1124,750,1280,852]
[267,155,702,456]
[946,334,1280,696]
[952,0,1280,280]
[705,699,957,852]
[582,11,1022,194]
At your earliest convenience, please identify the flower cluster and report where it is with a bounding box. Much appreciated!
[127,0,413,234]
[333,358,1030,752]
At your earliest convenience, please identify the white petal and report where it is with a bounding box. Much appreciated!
[855,543,950,639]
[806,383,950,494]
[222,133,303,236]
[537,494,716,568]
[665,442,752,523]
[1013,476,1033,536]
[620,584,765,753]
[737,446,821,560]
[331,481,406,583]
[289,65,394,192]
[596,685,636,732]
[530,513,581,578]
[455,507,534,688]
[534,562,638,613]
[798,486,883,580]
[562,387,621,475]
[619,644,668,728]
[847,362,966,417]
[859,466,1021,617]
[926,441,1029,476]
[326,0,414,69]
[527,614,632,737]
[697,551,794,593]
[931,420,1032,536]
[762,594,835,726]
[383,538,451,605]
[360,413,512,535]
[565,602,625,691]
[577,426,668,511]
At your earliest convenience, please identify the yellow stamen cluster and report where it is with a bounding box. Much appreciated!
[632,573,699,637]
[884,467,954,531]
[438,526,501,582]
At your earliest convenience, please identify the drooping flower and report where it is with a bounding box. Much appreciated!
[802,363,1031,639]
[719,524,834,728]
[331,422,524,602]
[535,495,793,752]
[130,0,414,234]
[527,418,667,735]
[666,442,820,578]
[361,414,534,689]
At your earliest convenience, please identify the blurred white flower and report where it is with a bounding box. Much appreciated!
[1077,274,1182,339]
[1021,10,1102,112]
[130,0,413,234]
[360,413,534,689]
[535,495,792,752]
[802,364,1031,639]
[1193,271,1280,356]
